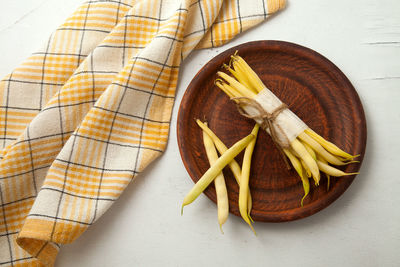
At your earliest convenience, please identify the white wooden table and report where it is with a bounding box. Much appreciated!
[1,1,399,266]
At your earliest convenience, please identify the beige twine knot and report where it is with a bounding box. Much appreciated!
[232,97,291,169]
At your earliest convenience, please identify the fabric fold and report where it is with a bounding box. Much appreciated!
[0,0,285,266]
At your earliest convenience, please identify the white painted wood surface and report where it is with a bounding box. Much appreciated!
[0,0,399,266]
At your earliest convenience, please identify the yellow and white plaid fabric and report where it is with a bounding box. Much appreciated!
[0,0,285,266]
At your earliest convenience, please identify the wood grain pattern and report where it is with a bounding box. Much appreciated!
[177,40,367,222]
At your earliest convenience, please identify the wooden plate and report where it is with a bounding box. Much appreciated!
[177,40,366,222]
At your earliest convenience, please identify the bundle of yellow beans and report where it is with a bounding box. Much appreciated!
[215,53,359,206]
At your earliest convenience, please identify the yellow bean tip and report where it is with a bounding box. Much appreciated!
[342,154,360,161]
[181,205,184,216]
[248,214,254,224]
[222,63,234,72]
[340,160,360,165]
[219,224,225,235]
[230,52,241,62]
[327,175,331,191]
[228,51,239,67]
[250,225,257,236]
[300,193,309,207]
[214,78,224,86]
[231,50,239,58]
[242,214,256,235]
[217,71,226,77]
[313,173,320,185]
[195,118,207,126]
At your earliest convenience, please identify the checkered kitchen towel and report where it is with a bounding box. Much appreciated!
[0,0,285,266]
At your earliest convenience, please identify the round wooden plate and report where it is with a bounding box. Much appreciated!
[177,40,366,222]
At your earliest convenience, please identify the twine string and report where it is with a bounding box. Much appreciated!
[232,97,291,169]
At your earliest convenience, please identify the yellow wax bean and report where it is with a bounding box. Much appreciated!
[316,160,359,177]
[284,149,302,177]
[300,158,311,178]
[196,120,252,213]
[304,129,356,160]
[225,64,255,93]
[232,55,265,93]
[302,140,316,160]
[298,132,347,166]
[217,71,256,99]
[223,83,242,99]
[239,124,259,234]
[289,147,311,178]
[299,167,310,206]
[291,138,320,185]
[216,79,242,99]
[284,149,310,206]
[202,126,229,233]
[318,156,331,190]
[231,61,258,94]
[215,80,235,98]
[181,134,255,213]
